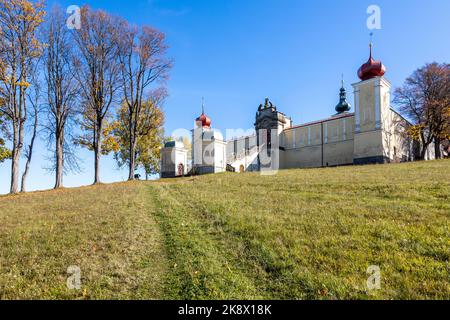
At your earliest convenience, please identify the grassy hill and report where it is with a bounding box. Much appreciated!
[0,160,449,300]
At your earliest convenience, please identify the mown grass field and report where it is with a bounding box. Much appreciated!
[0,160,449,300]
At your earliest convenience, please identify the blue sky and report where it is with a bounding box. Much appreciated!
[1,0,449,194]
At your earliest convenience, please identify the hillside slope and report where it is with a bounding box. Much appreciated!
[0,160,449,299]
[0,182,167,299]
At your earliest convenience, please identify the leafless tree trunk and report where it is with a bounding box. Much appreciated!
[129,124,136,181]
[434,137,442,159]
[54,126,64,188]
[94,116,103,184]
[9,66,28,193]
[10,119,22,193]
[419,131,434,160]
[21,103,38,192]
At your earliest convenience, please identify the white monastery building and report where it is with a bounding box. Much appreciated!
[161,45,436,178]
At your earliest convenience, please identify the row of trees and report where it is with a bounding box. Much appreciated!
[394,63,450,159]
[0,1,171,193]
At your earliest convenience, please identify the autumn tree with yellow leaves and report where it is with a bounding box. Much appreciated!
[0,60,11,163]
[0,138,10,163]
[116,22,171,180]
[0,0,45,193]
[75,108,120,157]
[394,63,450,160]
[71,6,123,184]
[113,92,165,180]
[0,112,11,163]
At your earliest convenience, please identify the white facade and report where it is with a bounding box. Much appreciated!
[226,135,259,172]
[160,141,188,178]
[191,126,227,175]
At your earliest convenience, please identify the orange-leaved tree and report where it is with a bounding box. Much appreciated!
[0,59,11,163]
[394,63,450,159]
[113,92,165,180]
[0,111,11,163]
[75,106,120,158]
[116,22,171,180]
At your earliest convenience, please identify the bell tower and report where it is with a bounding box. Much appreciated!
[191,99,227,175]
[353,43,392,164]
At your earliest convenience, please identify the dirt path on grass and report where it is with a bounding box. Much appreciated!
[146,183,267,300]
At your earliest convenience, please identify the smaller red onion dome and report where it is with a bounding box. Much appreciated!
[196,112,211,128]
[358,43,386,81]
[196,98,212,128]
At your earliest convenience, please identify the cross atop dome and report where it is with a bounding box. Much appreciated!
[335,75,351,114]
[357,41,386,81]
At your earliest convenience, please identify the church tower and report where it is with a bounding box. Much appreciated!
[352,43,392,164]
[191,100,227,174]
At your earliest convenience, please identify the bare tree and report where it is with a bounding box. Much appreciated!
[394,63,450,160]
[20,47,43,193]
[72,6,121,184]
[43,7,80,189]
[0,0,45,193]
[117,24,171,180]
[20,84,39,193]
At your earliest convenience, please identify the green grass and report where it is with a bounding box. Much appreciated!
[0,183,167,299]
[1,160,449,299]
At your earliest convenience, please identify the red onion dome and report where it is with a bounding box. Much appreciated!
[358,43,386,81]
[196,112,211,128]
